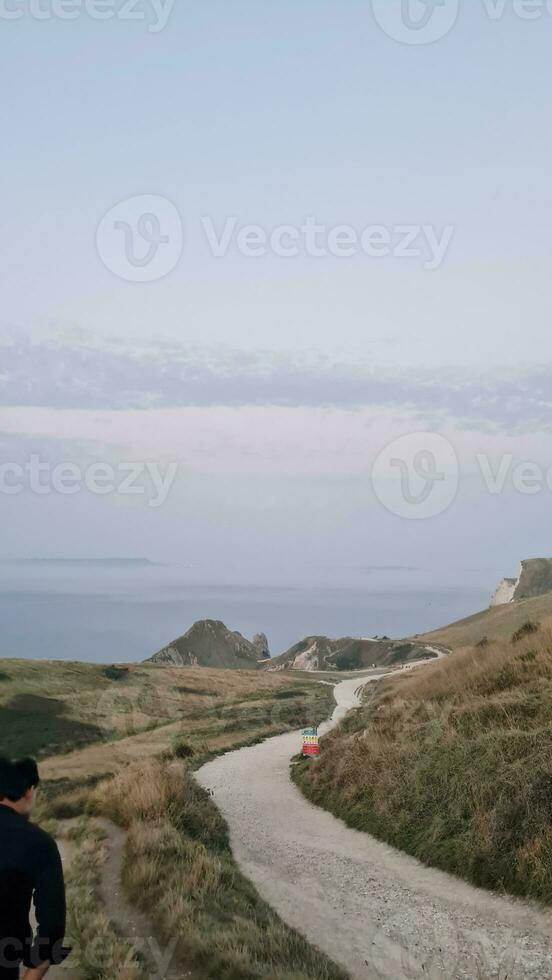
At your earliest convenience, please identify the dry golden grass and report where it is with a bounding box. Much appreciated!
[55,817,144,980]
[0,658,310,759]
[41,680,331,783]
[421,592,552,650]
[91,760,347,980]
[294,628,552,903]
[35,667,339,979]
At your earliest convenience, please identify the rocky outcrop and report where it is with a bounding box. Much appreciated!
[266,636,436,672]
[490,558,552,607]
[252,633,271,660]
[490,578,517,607]
[267,636,339,671]
[147,620,261,670]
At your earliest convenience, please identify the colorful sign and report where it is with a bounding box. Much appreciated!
[302,727,320,757]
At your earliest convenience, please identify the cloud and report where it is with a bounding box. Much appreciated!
[1,329,551,434]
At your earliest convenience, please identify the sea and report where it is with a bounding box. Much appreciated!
[0,560,497,664]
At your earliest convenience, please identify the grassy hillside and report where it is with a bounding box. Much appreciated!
[268,635,438,671]
[0,659,118,757]
[329,638,437,671]
[9,657,344,979]
[421,592,552,650]
[0,658,328,762]
[293,626,552,904]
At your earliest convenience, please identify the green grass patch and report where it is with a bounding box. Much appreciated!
[101,666,130,681]
[0,693,104,758]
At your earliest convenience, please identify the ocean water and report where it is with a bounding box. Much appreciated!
[0,562,492,663]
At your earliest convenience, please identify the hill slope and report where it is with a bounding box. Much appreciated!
[421,591,552,650]
[147,619,262,669]
[2,656,328,761]
[293,624,552,905]
[267,635,438,671]
[13,659,342,980]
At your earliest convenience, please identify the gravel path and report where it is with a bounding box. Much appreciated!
[196,673,552,980]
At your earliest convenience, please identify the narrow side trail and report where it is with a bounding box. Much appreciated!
[54,819,188,979]
[196,671,552,980]
[31,832,81,979]
[95,818,190,980]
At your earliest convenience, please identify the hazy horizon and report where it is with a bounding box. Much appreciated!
[0,558,494,662]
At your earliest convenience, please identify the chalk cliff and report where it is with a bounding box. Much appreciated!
[490,558,552,607]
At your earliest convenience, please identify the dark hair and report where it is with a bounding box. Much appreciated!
[0,756,26,802]
[15,757,40,791]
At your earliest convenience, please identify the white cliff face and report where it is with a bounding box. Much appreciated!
[490,577,518,607]
[293,642,321,670]
[490,558,552,606]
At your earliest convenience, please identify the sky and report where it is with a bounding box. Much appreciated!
[2,0,552,591]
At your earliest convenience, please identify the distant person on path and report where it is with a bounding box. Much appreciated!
[0,757,67,979]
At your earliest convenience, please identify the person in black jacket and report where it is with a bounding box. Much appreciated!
[0,757,67,979]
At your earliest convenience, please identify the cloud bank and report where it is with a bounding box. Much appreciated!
[1,330,550,434]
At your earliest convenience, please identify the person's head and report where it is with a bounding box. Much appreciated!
[0,756,40,814]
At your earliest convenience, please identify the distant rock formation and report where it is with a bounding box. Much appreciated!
[146,620,261,669]
[266,635,435,672]
[490,558,552,607]
[252,633,270,659]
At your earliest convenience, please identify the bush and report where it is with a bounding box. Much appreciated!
[512,620,539,644]
[101,666,129,681]
[172,736,195,759]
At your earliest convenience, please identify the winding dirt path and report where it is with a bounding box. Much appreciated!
[196,673,552,980]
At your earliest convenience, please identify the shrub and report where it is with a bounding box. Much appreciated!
[172,736,195,759]
[102,666,129,681]
[512,620,539,644]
